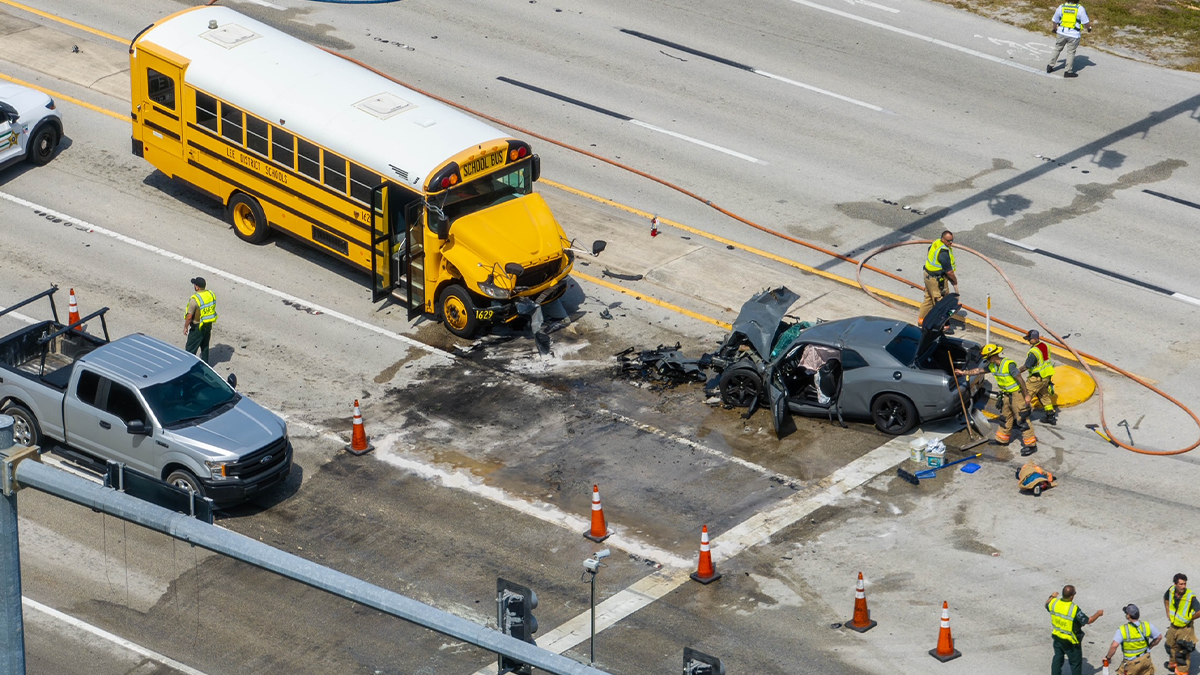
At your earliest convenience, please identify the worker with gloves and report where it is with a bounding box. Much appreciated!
[955,343,1038,456]
[919,230,958,326]
[1019,329,1058,425]
[1104,604,1162,675]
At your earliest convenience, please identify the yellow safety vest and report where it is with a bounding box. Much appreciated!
[1119,621,1152,660]
[1049,598,1081,643]
[1060,3,1080,29]
[187,290,218,326]
[1028,343,1055,378]
[989,358,1020,393]
[924,240,956,275]
[1168,587,1196,627]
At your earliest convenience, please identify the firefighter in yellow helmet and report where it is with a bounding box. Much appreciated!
[955,343,1039,456]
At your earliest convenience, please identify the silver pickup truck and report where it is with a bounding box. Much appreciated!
[0,288,291,507]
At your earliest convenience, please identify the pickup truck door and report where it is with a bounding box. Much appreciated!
[64,373,157,475]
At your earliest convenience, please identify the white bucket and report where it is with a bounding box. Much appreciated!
[908,437,928,464]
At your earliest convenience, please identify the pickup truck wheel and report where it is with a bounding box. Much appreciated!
[27,125,57,166]
[439,285,480,338]
[2,404,41,446]
[227,193,270,244]
[166,469,205,497]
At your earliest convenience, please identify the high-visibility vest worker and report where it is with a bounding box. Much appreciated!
[1060,3,1080,29]
[188,289,218,326]
[1169,587,1196,627]
[924,239,956,276]
[1119,621,1152,659]
[989,357,1021,393]
[1027,342,1055,378]
[1050,598,1082,644]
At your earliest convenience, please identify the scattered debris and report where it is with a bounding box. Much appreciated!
[617,344,709,388]
[599,308,613,320]
[603,270,644,282]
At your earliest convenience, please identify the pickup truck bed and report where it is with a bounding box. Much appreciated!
[0,321,105,391]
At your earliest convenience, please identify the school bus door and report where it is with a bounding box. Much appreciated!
[135,49,185,160]
[370,184,424,318]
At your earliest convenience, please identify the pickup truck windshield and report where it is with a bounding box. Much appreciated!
[141,363,236,427]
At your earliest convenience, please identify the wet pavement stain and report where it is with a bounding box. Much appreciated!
[931,158,1016,193]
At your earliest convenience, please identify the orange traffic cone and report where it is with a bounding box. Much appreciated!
[690,525,721,584]
[846,572,877,632]
[583,484,611,542]
[67,288,80,327]
[929,601,962,662]
[344,399,374,456]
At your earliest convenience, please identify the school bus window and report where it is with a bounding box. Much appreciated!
[246,115,269,156]
[220,103,244,144]
[195,92,218,132]
[297,138,320,181]
[323,152,347,193]
[349,163,379,204]
[147,69,175,110]
[272,127,295,169]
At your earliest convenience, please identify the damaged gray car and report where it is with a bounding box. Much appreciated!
[710,288,983,436]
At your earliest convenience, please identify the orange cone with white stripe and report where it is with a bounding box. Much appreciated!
[67,288,80,327]
[690,525,721,584]
[928,601,962,662]
[583,484,611,542]
[344,399,374,456]
[846,572,877,632]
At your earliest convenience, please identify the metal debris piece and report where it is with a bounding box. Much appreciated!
[602,270,644,282]
[617,343,710,388]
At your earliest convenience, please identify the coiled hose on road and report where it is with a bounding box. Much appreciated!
[323,50,1200,456]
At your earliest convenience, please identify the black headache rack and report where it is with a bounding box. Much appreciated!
[0,287,112,386]
[0,286,112,343]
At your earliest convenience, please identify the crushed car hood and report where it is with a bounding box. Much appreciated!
[730,287,800,360]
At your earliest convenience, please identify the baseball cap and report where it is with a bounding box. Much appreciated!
[1123,604,1140,619]
[1025,329,1040,341]
[190,277,206,289]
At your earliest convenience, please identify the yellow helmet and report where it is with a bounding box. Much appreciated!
[981,344,1003,358]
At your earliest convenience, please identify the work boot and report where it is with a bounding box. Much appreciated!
[1044,411,1058,426]
[989,438,1009,446]
[1046,64,1054,73]
[1021,445,1038,457]
[1064,71,1079,78]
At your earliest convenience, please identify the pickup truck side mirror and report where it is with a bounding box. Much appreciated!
[226,373,237,389]
[126,419,150,436]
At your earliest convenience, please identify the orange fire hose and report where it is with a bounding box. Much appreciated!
[327,50,1199,456]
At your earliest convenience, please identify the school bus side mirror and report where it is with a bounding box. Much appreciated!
[504,263,525,277]
[531,155,541,182]
[592,240,606,256]
[430,213,449,240]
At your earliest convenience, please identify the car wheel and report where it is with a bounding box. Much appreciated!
[871,393,918,435]
[2,403,42,446]
[166,469,205,497]
[227,193,271,244]
[439,285,479,338]
[719,365,762,408]
[26,125,57,166]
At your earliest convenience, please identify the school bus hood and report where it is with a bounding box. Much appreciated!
[448,193,567,269]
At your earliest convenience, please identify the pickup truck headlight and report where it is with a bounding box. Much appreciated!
[205,460,231,480]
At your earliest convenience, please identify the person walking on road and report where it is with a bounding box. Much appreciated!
[919,230,958,326]
[1020,329,1058,425]
[1163,573,1199,673]
[1048,585,1104,675]
[184,276,217,365]
[955,343,1039,456]
[1047,1,1092,77]
[1105,604,1162,675]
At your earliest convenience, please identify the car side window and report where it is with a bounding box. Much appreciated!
[76,370,100,406]
[105,382,148,426]
[842,350,869,370]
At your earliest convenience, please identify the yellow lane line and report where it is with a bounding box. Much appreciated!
[0,0,127,44]
[573,272,732,330]
[543,178,1103,368]
[0,72,127,122]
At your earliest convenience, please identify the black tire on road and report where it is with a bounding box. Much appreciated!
[719,364,763,408]
[439,284,479,339]
[2,403,42,447]
[871,393,918,435]
[227,193,271,244]
[166,469,205,497]
[27,125,57,166]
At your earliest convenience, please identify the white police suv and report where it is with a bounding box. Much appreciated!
[0,81,63,169]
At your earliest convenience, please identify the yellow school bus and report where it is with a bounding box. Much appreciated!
[130,6,597,337]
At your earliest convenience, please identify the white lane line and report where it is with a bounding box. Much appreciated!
[237,0,286,8]
[0,191,449,361]
[23,597,213,675]
[787,0,1047,75]
[753,70,887,112]
[628,119,768,165]
[841,0,901,13]
[468,427,953,674]
[1173,293,1200,308]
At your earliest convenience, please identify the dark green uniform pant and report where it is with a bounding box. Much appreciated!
[1052,636,1083,675]
[185,322,213,364]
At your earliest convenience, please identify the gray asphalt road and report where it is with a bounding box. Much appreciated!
[2,0,1199,673]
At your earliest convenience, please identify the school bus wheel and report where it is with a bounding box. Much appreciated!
[439,284,480,338]
[227,193,270,244]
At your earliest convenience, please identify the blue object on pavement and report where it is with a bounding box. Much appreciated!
[960,463,981,473]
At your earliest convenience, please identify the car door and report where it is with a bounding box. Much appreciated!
[0,115,22,164]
